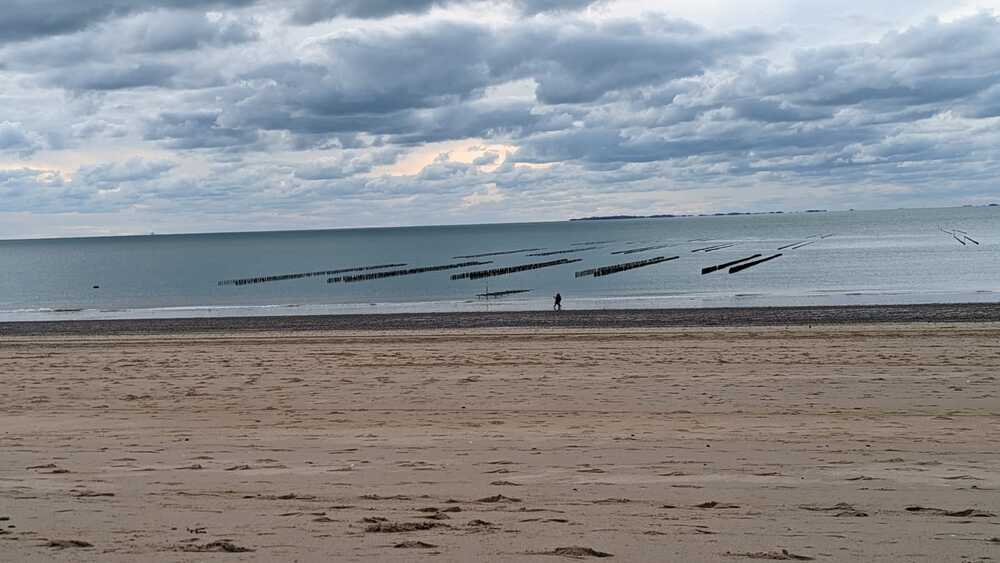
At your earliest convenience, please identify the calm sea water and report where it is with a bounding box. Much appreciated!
[1,207,998,322]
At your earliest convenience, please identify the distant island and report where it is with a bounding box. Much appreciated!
[569,210,827,221]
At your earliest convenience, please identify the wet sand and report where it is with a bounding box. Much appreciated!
[1,318,999,561]
[5,301,1000,336]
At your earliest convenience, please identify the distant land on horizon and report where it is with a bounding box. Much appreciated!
[570,203,999,222]
[569,209,828,221]
[4,203,998,243]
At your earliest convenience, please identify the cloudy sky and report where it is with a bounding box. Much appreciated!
[2,0,1000,237]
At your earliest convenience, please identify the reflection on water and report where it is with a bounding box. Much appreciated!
[1,206,998,321]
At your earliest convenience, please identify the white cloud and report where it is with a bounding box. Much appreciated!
[2,1,1000,237]
[0,122,46,158]
[461,183,507,207]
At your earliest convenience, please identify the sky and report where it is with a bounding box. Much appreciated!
[2,0,1000,238]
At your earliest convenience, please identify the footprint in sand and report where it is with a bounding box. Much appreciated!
[478,494,522,503]
[723,548,814,560]
[72,490,115,498]
[529,546,613,558]
[394,540,438,549]
[693,501,739,509]
[799,503,868,517]
[177,541,255,553]
[592,498,630,505]
[46,539,93,549]
[365,522,446,533]
[905,506,995,517]
[421,513,451,520]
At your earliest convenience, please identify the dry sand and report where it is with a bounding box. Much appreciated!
[1,322,999,561]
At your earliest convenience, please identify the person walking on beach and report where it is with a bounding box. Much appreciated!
[553,292,562,311]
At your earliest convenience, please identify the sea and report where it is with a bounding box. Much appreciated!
[1,206,998,322]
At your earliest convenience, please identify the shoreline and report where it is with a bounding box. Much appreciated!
[2,301,1000,336]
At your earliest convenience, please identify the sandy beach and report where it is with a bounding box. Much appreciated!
[2,314,999,561]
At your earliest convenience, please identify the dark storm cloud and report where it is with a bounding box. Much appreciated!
[1,11,258,73]
[6,4,1000,232]
[391,100,574,144]
[963,84,1000,118]
[0,0,259,44]
[494,19,772,104]
[241,22,493,116]
[290,0,442,23]
[741,14,1000,111]
[288,0,601,24]
[181,17,768,148]
[509,13,1000,168]
[44,62,180,91]
[0,122,45,158]
[129,11,1000,193]
[514,0,601,15]
[123,11,258,53]
[143,111,260,149]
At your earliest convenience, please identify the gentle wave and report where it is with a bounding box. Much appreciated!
[2,288,998,322]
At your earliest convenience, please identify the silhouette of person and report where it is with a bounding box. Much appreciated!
[553,292,562,311]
